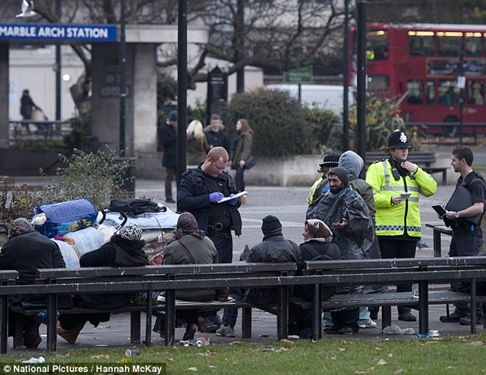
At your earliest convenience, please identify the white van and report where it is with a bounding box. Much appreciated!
[265,84,355,112]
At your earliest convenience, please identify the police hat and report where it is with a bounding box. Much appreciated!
[387,130,411,149]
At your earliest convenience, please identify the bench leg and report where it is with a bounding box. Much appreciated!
[418,281,429,335]
[130,311,141,344]
[312,284,322,340]
[13,315,24,349]
[1,297,8,354]
[241,307,252,339]
[381,306,392,330]
[471,279,477,334]
[164,290,176,346]
[47,294,58,352]
[145,296,153,346]
[277,286,289,340]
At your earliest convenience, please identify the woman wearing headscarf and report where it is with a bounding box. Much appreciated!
[57,223,148,344]
[231,118,254,203]
[163,212,218,340]
[290,219,341,338]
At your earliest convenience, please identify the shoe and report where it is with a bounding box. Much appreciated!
[23,331,42,348]
[165,198,175,204]
[358,320,377,329]
[398,313,417,322]
[337,327,355,335]
[459,316,484,326]
[216,325,235,337]
[324,325,339,335]
[439,311,467,323]
[204,314,222,333]
[183,324,197,340]
[57,321,85,344]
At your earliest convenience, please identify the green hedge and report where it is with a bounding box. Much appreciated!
[226,88,341,158]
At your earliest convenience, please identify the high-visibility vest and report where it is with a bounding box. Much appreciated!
[366,159,437,237]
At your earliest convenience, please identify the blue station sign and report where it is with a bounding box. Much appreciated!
[0,24,117,42]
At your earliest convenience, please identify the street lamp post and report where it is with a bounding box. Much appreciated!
[176,0,188,194]
[356,0,367,159]
[119,0,127,156]
[55,0,61,121]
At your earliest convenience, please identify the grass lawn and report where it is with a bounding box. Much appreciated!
[1,333,485,374]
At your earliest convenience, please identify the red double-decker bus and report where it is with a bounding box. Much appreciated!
[351,22,486,135]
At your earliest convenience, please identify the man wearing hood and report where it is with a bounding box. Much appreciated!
[307,167,379,334]
[339,150,376,225]
[338,150,379,328]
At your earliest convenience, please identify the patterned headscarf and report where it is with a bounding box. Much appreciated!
[175,212,205,240]
[116,223,143,241]
[305,219,332,241]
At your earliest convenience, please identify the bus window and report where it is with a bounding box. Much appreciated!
[468,80,484,105]
[409,35,434,56]
[407,80,423,104]
[437,34,462,57]
[439,81,459,105]
[426,81,435,104]
[465,34,482,57]
[367,30,389,60]
[368,75,389,92]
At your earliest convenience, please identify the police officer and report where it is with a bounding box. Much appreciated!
[365,130,438,322]
[177,146,243,332]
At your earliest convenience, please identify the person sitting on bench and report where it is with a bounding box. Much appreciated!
[0,218,69,349]
[57,224,148,344]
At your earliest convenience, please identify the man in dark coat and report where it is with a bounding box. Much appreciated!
[158,110,178,203]
[178,146,243,333]
[0,218,67,348]
[243,215,302,305]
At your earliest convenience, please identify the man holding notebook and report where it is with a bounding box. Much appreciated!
[438,146,486,326]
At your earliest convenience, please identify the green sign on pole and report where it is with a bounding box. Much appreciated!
[284,67,313,83]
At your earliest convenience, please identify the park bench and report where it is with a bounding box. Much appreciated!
[5,262,297,352]
[0,271,19,354]
[365,151,448,185]
[305,256,486,339]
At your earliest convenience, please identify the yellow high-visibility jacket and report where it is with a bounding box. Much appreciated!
[365,159,437,237]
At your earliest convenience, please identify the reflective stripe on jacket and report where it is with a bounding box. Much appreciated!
[366,159,437,237]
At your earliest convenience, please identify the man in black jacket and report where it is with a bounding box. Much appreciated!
[158,110,178,203]
[178,146,242,332]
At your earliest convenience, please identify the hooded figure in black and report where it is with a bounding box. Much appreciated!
[0,218,68,348]
[58,224,148,344]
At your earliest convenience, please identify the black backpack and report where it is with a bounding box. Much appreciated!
[108,198,165,216]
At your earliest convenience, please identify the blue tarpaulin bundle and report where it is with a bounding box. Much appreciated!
[34,198,98,238]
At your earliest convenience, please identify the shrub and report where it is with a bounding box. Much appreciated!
[41,147,134,210]
[349,94,410,151]
[304,107,342,155]
[226,88,313,158]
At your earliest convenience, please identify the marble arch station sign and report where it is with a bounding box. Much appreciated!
[0,23,117,42]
